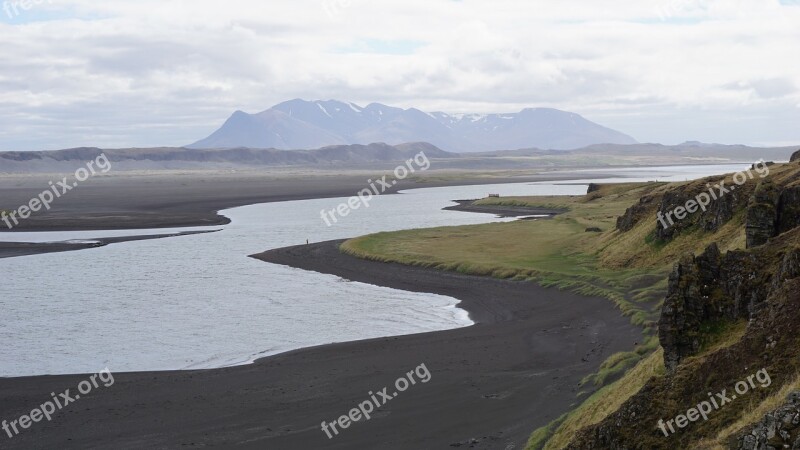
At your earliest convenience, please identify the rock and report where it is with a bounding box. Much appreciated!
[744,181,800,248]
[791,149,800,162]
[746,180,780,248]
[587,183,602,194]
[585,227,602,233]
[659,243,768,372]
[777,185,800,234]
[616,195,657,232]
[771,249,800,293]
[737,391,800,450]
[752,161,775,170]
[653,180,744,242]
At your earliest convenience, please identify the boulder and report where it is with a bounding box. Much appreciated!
[737,391,800,450]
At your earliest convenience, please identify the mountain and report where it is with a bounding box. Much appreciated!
[189,99,638,152]
[3,143,795,173]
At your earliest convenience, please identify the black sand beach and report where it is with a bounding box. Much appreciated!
[0,240,640,449]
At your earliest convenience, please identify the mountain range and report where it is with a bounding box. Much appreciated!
[4,142,796,174]
[188,99,638,152]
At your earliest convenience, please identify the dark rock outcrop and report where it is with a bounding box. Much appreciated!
[567,272,800,450]
[653,177,745,242]
[586,227,602,233]
[737,391,800,450]
[660,244,800,374]
[587,183,602,194]
[564,163,800,450]
[791,150,800,162]
[617,194,657,232]
[771,248,800,293]
[744,181,800,248]
[745,180,780,248]
[778,184,800,234]
[614,168,799,246]
[658,243,767,371]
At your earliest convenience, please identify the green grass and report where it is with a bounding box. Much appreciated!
[691,372,800,449]
[342,183,672,327]
[526,414,569,450]
[581,334,660,387]
[530,348,666,450]
[339,178,775,449]
[341,220,664,324]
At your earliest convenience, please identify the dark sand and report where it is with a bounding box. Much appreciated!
[0,170,591,259]
[0,240,641,449]
[0,170,588,258]
[0,170,586,233]
[0,230,219,259]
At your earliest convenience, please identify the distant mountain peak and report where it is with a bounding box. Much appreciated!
[189,99,637,152]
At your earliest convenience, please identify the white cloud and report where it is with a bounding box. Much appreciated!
[0,0,798,150]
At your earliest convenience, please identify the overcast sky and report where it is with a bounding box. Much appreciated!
[1,0,799,151]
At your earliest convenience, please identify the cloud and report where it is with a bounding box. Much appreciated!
[0,0,798,150]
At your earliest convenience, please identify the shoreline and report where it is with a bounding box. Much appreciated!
[444,199,569,217]
[0,171,588,233]
[0,172,583,259]
[0,229,219,259]
[0,240,641,449]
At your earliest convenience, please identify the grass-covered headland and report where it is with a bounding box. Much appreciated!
[341,158,800,449]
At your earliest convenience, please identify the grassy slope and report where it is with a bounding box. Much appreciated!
[341,182,673,447]
[529,348,666,450]
[340,163,800,449]
[343,183,670,324]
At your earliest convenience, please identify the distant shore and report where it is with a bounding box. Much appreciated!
[0,230,219,259]
[0,169,596,259]
[444,199,568,217]
[0,170,596,234]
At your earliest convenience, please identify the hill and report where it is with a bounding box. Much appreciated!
[337,155,800,449]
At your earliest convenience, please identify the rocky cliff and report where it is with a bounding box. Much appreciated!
[564,160,800,450]
[615,159,800,251]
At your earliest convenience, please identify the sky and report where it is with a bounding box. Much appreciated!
[0,0,799,151]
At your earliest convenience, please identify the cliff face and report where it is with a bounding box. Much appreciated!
[565,161,800,450]
[659,244,800,372]
[659,244,765,372]
[615,162,800,251]
[745,180,780,247]
[745,180,800,248]
[778,184,800,235]
[567,247,800,450]
[615,174,750,241]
